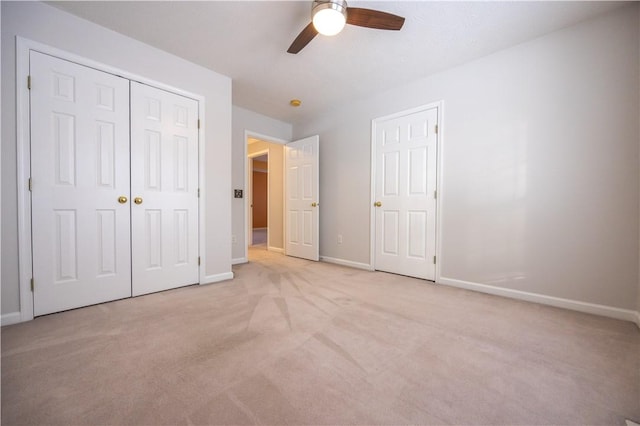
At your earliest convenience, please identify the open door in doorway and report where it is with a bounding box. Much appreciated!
[284,135,320,261]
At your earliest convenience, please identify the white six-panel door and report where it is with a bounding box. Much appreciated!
[373,107,438,280]
[285,135,319,261]
[130,82,199,296]
[30,51,132,315]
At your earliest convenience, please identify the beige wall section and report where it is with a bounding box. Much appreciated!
[249,142,284,250]
[294,4,640,311]
[1,2,233,317]
[231,106,292,262]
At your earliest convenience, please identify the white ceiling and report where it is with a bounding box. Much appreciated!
[49,1,625,126]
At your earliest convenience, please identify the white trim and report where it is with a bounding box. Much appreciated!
[268,246,284,254]
[434,102,445,283]
[369,119,376,272]
[16,37,207,322]
[202,272,234,284]
[1,312,22,327]
[17,37,34,322]
[635,311,640,329]
[252,227,267,231]
[197,91,207,286]
[231,257,248,265]
[320,256,374,271]
[370,101,444,280]
[439,276,639,323]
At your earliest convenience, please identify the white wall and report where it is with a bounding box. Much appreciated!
[1,1,233,317]
[295,4,640,312]
[231,106,292,262]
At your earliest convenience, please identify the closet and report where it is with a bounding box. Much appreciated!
[29,51,200,316]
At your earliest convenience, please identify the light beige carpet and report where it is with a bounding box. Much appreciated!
[2,247,639,425]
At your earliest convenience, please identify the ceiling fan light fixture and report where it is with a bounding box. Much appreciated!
[312,0,347,36]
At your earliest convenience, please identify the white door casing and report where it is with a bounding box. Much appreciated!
[373,106,438,280]
[130,82,200,296]
[30,51,132,315]
[285,135,319,261]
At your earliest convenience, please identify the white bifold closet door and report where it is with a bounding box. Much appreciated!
[30,51,132,316]
[30,52,200,316]
[130,82,199,296]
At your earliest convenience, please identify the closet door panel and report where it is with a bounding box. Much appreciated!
[30,51,131,316]
[130,82,199,296]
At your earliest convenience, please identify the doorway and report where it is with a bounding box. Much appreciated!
[249,152,269,248]
[245,135,285,259]
[244,133,320,262]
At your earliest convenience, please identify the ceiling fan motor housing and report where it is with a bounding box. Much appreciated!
[312,0,348,16]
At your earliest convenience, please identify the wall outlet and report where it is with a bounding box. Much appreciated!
[232,235,237,243]
[337,234,343,244]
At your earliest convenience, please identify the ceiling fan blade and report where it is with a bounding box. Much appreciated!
[287,22,318,54]
[346,8,405,30]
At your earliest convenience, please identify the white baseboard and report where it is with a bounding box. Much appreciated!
[268,246,284,254]
[635,311,640,330]
[201,272,234,285]
[320,256,374,271]
[232,257,248,265]
[1,312,22,326]
[439,276,638,323]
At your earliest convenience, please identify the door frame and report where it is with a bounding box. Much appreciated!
[16,37,207,322]
[247,149,269,247]
[369,101,445,282]
[243,131,288,262]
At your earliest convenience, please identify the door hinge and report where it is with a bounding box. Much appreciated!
[198,256,201,266]
[27,75,31,90]
[197,119,201,129]
[28,178,32,192]
[433,256,436,265]
[30,278,34,292]
[434,124,438,134]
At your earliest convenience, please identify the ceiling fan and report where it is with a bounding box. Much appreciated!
[287,0,405,54]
